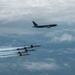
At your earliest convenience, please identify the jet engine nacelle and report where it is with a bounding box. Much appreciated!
[47,26,51,28]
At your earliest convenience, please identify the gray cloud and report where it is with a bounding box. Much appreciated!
[0,27,42,35]
[44,28,75,43]
[0,0,75,23]
[51,34,75,42]
[21,62,60,71]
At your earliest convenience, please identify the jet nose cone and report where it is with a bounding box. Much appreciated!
[55,24,57,26]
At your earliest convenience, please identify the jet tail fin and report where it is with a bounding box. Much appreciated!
[32,21,38,27]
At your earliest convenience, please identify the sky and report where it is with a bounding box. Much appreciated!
[0,0,75,75]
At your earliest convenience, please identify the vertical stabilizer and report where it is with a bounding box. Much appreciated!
[32,21,38,27]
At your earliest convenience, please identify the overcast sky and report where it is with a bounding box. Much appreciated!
[0,0,75,23]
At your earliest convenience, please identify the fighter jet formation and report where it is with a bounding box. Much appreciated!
[0,45,40,58]
[0,21,57,58]
[17,45,40,56]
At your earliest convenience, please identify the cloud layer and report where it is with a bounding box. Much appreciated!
[18,61,60,71]
[0,0,75,23]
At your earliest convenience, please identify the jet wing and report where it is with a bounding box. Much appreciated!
[18,52,30,56]
[20,49,36,53]
[18,49,35,56]
[17,45,40,50]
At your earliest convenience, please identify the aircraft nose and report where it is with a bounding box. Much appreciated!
[55,24,57,26]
